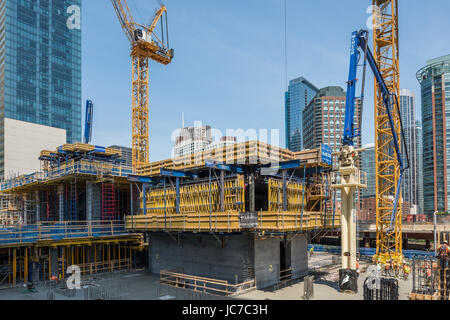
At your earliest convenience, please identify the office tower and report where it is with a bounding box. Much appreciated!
[0,0,82,177]
[285,77,319,152]
[302,86,362,156]
[416,54,450,216]
[399,89,418,210]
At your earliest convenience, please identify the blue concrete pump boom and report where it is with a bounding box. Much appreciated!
[84,100,94,144]
[342,29,410,232]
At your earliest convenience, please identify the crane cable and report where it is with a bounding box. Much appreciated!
[284,0,288,91]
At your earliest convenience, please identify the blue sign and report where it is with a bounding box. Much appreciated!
[321,144,333,166]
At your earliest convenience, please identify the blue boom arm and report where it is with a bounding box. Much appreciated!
[84,100,94,144]
[343,30,409,232]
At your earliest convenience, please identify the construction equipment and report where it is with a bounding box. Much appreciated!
[84,100,94,144]
[333,26,408,292]
[111,0,174,170]
[372,0,404,266]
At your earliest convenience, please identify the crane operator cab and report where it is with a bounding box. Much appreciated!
[134,29,150,43]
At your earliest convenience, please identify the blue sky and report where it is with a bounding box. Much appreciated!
[81,0,450,161]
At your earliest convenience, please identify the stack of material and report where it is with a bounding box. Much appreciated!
[136,141,325,176]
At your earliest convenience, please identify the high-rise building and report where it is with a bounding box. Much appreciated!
[0,0,82,177]
[109,145,132,168]
[416,121,424,214]
[302,86,361,157]
[416,54,450,216]
[361,144,376,199]
[399,89,418,209]
[173,123,213,158]
[359,144,376,221]
[285,77,319,152]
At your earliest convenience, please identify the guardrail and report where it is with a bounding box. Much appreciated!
[0,161,133,192]
[307,244,436,259]
[160,270,256,296]
[0,221,130,247]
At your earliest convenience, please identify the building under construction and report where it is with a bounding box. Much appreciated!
[0,141,339,291]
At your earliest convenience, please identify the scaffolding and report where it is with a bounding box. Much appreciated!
[102,183,118,221]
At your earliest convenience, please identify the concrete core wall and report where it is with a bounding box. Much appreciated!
[148,233,254,284]
[148,232,309,290]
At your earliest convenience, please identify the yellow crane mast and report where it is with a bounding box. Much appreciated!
[372,0,402,264]
[111,0,174,170]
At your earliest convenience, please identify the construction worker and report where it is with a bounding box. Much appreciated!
[437,240,450,269]
[437,240,450,299]
[309,246,314,258]
[403,262,411,280]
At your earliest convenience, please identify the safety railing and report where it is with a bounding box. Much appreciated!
[0,160,133,192]
[160,270,256,296]
[0,221,130,247]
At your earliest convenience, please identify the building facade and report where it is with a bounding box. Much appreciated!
[416,54,450,216]
[415,121,424,214]
[109,145,132,168]
[285,77,319,152]
[173,124,213,158]
[0,0,82,177]
[361,144,376,199]
[302,86,362,157]
[3,118,66,179]
[399,89,418,210]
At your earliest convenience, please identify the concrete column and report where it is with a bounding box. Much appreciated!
[49,248,59,278]
[341,187,357,270]
[341,189,349,269]
[35,191,40,224]
[58,185,64,222]
[348,191,357,270]
[86,181,93,222]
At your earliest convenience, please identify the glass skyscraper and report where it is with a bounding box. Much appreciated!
[415,120,424,214]
[0,0,82,176]
[417,54,450,216]
[361,144,376,199]
[285,77,318,152]
[399,89,418,210]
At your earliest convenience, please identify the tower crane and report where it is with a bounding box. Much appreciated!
[334,2,408,292]
[111,0,174,170]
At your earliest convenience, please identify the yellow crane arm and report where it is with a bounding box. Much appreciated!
[111,0,135,44]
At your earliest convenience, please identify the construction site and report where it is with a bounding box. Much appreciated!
[0,0,449,303]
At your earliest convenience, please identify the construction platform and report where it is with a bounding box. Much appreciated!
[0,141,339,290]
[0,144,144,287]
[127,141,339,234]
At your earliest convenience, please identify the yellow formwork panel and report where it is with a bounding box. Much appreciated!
[144,176,245,215]
[126,211,241,233]
[268,179,304,212]
[126,210,340,233]
[257,211,340,232]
